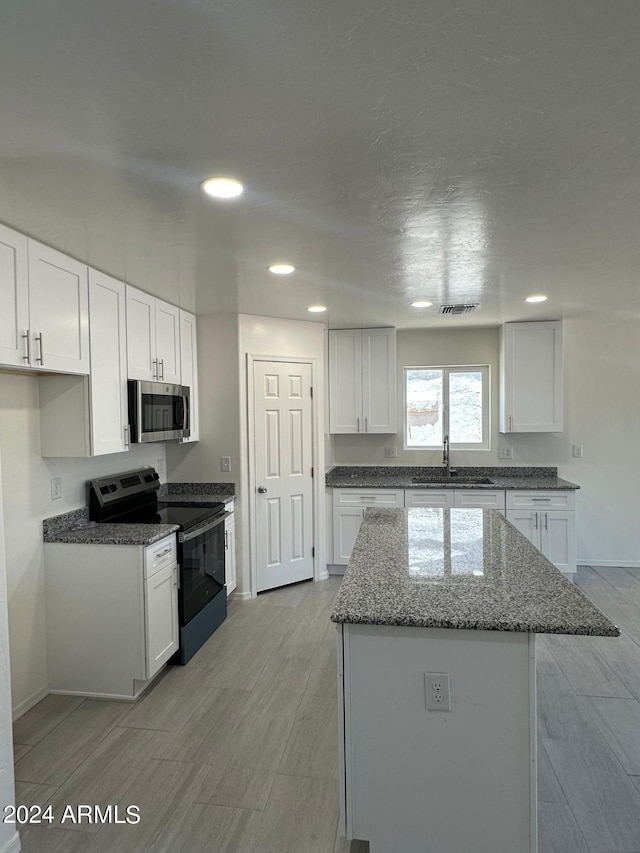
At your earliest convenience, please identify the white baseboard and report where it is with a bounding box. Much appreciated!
[317,569,329,581]
[12,685,49,722]
[578,560,640,569]
[1,830,21,853]
[327,564,345,576]
[231,590,252,601]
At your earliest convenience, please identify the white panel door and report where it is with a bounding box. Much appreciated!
[254,361,314,592]
[126,285,156,380]
[155,299,181,384]
[28,240,89,374]
[88,270,129,455]
[0,224,29,367]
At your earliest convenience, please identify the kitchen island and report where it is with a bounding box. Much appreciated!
[331,507,618,853]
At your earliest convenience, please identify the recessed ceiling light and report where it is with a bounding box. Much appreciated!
[268,264,296,275]
[411,300,433,308]
[307,305,327,313]
[524,294,548,303]
[201,177,244,199]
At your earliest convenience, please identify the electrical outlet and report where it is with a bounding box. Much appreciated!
[220,456,231,472]
[156,457,166,480]
[498,446,513,460]
[572,444,583,458]
[50,477,62,500]
[384,446,397,458]
[425,672,451,712]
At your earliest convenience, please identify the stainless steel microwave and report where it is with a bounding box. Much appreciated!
[127,380,190,443]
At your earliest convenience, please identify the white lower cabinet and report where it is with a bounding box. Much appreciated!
[332,489,405,565]
[506,491,576,574]
[45,534,178,700]
[225,504,236,595]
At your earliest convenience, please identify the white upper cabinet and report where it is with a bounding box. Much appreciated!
[0,229,89,374]
[499,320,563,433]
[0,224,29,367]
[179,309,199,442]
[88,270,129,455]
[126,285,181,384]
[329,327,396,434]
[27,240,90,374]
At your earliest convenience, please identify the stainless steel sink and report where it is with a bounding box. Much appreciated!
[411,477,494,485]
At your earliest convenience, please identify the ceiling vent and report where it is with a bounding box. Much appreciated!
[439,303,479,315]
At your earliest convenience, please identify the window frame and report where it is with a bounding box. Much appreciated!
[403,364,491,451]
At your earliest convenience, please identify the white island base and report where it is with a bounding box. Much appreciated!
[337,623,537,853]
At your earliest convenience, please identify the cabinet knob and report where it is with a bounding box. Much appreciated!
[257,486,268,494]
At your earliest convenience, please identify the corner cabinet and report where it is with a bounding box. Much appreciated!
[505,490,576,575]
[39,269,130,457]
[45,534,179,700]
[0,226,89,375]
[126,285,181,383]
[329,327,396,434]
[179,310,199,443]
[499,320,563,433]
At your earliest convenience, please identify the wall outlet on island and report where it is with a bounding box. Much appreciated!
[384,446,397,458]
[425,672,451,712]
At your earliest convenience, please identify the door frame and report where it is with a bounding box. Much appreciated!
[246,353,325,598]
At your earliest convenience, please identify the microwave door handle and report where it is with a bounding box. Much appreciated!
[179,512,230,542]
[183,392,190,436]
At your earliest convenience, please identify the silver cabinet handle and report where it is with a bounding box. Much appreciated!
[124,425,131,449]
[35,332,44,365]
[257,486,267,494]
[22,330,31,364]
[155,546,173,558]
[532,498,551,503]
[544,512,548,530]
[356,417,360,433]
[534,512,538,530]
[152,358,158,379]
[159,359,164,380]
[365,416,368,432]
[509,414,513,431]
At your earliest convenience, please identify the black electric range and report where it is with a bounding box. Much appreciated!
[88,466,228,663]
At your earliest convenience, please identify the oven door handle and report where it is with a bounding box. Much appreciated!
[178,512,230,543]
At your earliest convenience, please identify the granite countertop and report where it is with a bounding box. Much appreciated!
[326,465,579,491]
[43,481,236,546]
[331,507,618,636]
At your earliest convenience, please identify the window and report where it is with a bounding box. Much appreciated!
[404,365,489,449]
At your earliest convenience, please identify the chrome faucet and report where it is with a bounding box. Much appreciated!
[442,433,450,478]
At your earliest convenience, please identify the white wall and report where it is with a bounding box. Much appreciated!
[238,314,326,596]
[331,322,639,567]
[0,372,166,717]
[0,443,19,853]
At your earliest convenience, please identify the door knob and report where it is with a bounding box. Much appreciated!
[257,486,268,494]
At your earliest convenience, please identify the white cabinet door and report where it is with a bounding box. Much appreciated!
[155,299,181,384]
[506,509,539,547]
[329,327,396,434]
[28,240,89,374]
[333,506,365,564]
[0,224,29,367]
[362,327,396,433]
[88,270,129,455]
[145,562,179,678]
[225,511,236,595]
[499,321,563,433]
[179,309,199,442]
[126,285,157,380]
[540,510,576,574]
[329,329,362,433]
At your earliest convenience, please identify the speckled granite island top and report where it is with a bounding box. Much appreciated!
[331,508,617,636]
[326,465,579,490]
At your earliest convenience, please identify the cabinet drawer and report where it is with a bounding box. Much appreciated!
[454,490,505,510]
[506,490,575,512]
[144,534,177,577]
[405,489,454,508]
[333,489,405,508]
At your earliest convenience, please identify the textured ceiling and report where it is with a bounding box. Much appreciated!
[0,0,639,328]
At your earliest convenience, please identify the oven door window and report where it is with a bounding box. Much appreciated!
[179,520,225,624]
[141,392,185,434]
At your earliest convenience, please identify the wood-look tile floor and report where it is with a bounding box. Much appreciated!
[12,567,640,853]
